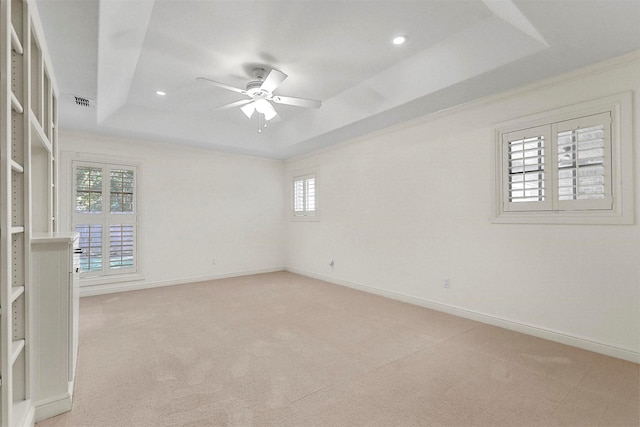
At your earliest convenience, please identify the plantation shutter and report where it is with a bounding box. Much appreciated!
[293,174,317,217]
[305,177,316,212]
[76,224,103,272]
[293,178,305,213]
[502,125,552,212]
[553,112,612,211]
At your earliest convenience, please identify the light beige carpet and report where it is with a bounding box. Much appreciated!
[36,272,639,426]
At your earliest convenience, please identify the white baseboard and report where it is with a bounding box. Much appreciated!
[34,392,72,423]
[287,268,640,364]
[79,267,285,297]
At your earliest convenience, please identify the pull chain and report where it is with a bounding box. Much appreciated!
[257,113,268,133]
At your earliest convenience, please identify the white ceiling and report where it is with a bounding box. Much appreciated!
[36,0,640,159]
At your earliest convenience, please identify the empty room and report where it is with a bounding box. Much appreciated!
[1,0,639,426]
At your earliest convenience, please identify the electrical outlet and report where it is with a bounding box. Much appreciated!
[211,258,216,266]
[442,278,450,289]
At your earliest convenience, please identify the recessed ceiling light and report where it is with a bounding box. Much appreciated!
[392,35,407,45]
[155,90,166,96]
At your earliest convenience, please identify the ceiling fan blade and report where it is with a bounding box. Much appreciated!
[213,99,253,111]
[260,69,287,93]
[272,95,321,109]
[196,77,247,95]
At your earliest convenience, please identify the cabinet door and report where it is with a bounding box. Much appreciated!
[31,232,79,421]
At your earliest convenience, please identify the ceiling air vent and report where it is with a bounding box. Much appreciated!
[74,96,93,107]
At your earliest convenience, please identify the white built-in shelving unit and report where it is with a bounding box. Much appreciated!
[1,0,58,425]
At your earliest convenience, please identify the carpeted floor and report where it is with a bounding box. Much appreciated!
[36,272,639,426]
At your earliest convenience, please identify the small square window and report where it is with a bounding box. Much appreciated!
[293,173,317,219]
[494,93,633,225]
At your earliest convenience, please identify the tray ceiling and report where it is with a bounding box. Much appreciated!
[36,0,640,159]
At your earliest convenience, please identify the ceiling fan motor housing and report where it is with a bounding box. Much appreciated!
[246,80,270,98]
[252,67,267,80]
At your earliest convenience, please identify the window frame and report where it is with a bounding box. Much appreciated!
[292,171,319,221]
[72,161,138,278]
[493,92,633,225]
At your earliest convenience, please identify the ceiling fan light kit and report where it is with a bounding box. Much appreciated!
[240,102,255,118]
[197,67,322,130]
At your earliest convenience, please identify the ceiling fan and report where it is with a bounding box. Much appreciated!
[197,68,321,127]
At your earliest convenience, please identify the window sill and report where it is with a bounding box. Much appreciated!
[292,214,320,222]
[492,210,633,225]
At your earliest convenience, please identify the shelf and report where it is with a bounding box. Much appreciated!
[3,0,61,423]
[10,226,25,235]
[30,110,52,152]
[10,24,23,55]
[1,287,25,316]
[32,232,78,244]
[11,286,25,303]
[11,340,25,365]
[11,91,24,114]
[11,160,24,173]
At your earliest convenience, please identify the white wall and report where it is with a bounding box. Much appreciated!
[56,54,638,362]
[285,54,640,362]
[59,132,285,294]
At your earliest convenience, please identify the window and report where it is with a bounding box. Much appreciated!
[293,173,317,218]
[73,162,137,276]
[495,93,632,224]
[502,112,611,212]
